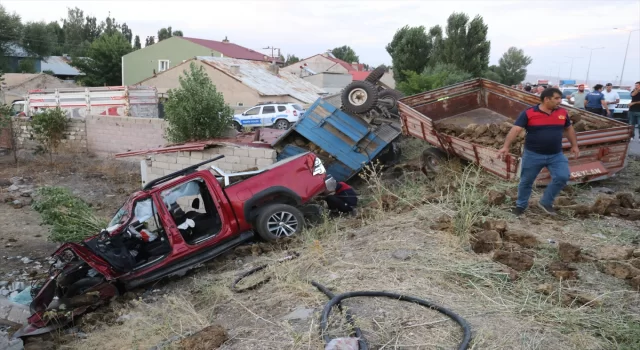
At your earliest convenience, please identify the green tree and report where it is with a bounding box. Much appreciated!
[173,30,183,37]
[285,54,300,66]
[439,12,490,77]
[386,26,434,83]
[0,5,23,63]
[100,13,120,35]
[482,65,502,83]
[120,23,132,45]
[18,59,36,73]
[158,26,179,41]
[71,32,132,86]
[62,7,89,56]
[332,45,359,63]
[495,47,532,86]
[133,35,141,50]
[31,107,69,163]
[164,62,233,142]
[145,36,155,47]
[47,21,65,55]
[82,15,101,43]
[396,63,472,95]
[21,21,57,58]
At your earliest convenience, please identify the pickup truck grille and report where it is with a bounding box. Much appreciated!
[616,104,628,109]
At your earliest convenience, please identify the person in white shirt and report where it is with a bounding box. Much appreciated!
[602,83,620,118]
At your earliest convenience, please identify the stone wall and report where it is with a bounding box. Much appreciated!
[11,118,87,153]
[145,145,277,183]
[85,115,166,156]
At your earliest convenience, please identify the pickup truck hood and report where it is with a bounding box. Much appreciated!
[53,242,118,280]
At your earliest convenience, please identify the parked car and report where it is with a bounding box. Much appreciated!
[233,102,305,131]
[15,152,335,338]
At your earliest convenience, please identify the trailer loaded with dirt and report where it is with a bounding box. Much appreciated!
[397,79,633,185]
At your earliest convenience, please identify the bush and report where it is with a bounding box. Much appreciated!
[164,62,233,143]
[32,187,107,242]
[31,107,69,162]
[397,63,472,95]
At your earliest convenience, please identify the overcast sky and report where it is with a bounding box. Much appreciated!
[3,0,640,85]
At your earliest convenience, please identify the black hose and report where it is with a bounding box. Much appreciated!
[230,252,299,293]
[311,282,472,350]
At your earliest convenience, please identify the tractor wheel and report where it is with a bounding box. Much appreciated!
[365,65,386,84]
[377,89,404,115]
[341,81,379,114]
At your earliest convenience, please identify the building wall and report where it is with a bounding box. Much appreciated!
[282,55,349,76]
[85,115,166,156]
[138,60,306,110]
[145,146,277,183]
[2,74,78,104]
[302,72,352,94]
[123,37,221,85]
[10,118,87,153]
[380,71,396,89]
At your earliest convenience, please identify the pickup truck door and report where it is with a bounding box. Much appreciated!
[260,105,276,126]
[241,106,262,127]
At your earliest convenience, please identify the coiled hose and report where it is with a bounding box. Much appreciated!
[311,281,472,350]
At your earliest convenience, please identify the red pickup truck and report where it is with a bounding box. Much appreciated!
[16,152,335,338]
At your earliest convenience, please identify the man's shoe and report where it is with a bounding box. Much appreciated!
[537,202,557,216]
[510,207,525,216]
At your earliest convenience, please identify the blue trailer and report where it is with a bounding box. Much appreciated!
[272,94,402,182]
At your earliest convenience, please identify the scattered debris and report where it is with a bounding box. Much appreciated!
[594,246,634,261]
[598,261,640,280]
[492,251,534,271]
[391,249,413,261]
[548,261,578,280]
[503,230,539,248]
[20,257,32,264]
[487,190,506,206]
[471,230,502,253]
[283,307,315,321]
[480,219,508,234]
[558,242,582,263]
[554,196,576,206]
[177,324,228,350]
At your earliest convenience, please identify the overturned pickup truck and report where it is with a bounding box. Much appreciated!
[15,153,335,338]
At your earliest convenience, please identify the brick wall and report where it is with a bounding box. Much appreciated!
[10,118,87,153]
[85,115,166,156]
[145,145,277,183]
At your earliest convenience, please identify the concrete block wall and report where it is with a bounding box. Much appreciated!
[11,118,88,153]
[86,115,166,156]
[145,145,277,182]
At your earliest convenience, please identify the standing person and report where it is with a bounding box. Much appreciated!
[602,83,620,118]
[535,86,545,95]
[524,85,532,93]
[324,181,358,216]
[517,84,524,90]
[568,84,588,110]
[628,81,640,141]
[584,84,606,115]
[497,88,579,216]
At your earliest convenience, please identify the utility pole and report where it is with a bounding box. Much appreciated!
[581,46,605,85]
[613,28,639,86]
[552,61,566,85]
[564,56,581,79]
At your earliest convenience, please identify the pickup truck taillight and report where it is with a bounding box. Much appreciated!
[312,157,326,176]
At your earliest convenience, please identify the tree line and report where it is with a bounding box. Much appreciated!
[386,12,533,94]
[0,5,183,85]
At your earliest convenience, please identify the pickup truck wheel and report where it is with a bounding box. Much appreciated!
[365,65,386,84]
[233,121,242,132]
[421,148,448,175]
[341,81,379,114]
[255,204,305,241]
[378,89,404,115]
[274,119,290,130]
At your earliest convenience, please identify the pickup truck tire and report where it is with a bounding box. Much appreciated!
[378,89,404,115]
[274,119,290,130]
[255,204,305,241]
[341,81,379,114]
[421,147,448,175]
[233,121,242,132]
[365,65,386,84]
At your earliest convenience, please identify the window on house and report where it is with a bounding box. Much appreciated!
[277,106,286,112]
[158,60,170,72]
[262,106,276,114]
[237,102,244,107]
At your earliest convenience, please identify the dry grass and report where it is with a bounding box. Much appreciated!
[57,153,640,350]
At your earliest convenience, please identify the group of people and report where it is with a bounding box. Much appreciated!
[566,83,618,118]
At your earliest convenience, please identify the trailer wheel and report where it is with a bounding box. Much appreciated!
[421,148,448,175]
[365,65,386,84]
[378,89,404,115]
[341,81,379,114]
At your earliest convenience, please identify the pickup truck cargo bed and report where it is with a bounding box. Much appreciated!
[398,79,633,185]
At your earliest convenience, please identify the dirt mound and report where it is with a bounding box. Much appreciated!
[179,324,228,350]
[548,261,578,280]
[493,250,534,271]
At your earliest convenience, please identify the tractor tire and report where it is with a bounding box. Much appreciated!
[421,147,449,175]
[365,65,386,84]
[377,89,404,115]
[255,204,305,242]
[341,81,379,114]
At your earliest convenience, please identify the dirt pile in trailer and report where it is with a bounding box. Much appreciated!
[435,112,610,155]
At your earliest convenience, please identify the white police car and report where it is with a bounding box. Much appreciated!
[233,102,305,131]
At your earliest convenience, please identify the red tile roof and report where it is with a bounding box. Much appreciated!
[181,37,282,62]
[349,71,371,81]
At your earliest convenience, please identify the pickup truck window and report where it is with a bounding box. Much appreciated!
[277,106,286,112]
[262,106,276,114]
[244,107,260,116]
[161,178,222,245]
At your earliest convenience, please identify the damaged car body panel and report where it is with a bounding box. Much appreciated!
[16,153,333,339]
